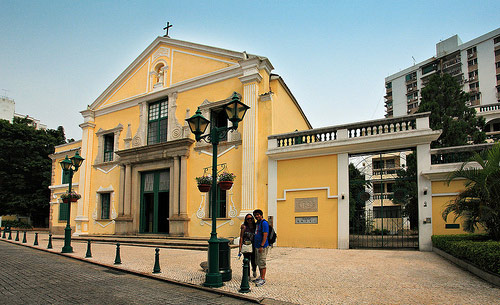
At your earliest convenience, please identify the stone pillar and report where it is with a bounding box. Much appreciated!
[118,164,125,215]
[115,163,133,234]
[179,155,188,216]
[417,143,433,251]
[337,153,349,249]
[238,59,262,217]
[169,155,190,236]
[75,113,95,236]
[172,156,180,215]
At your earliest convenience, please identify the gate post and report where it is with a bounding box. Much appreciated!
[417,143,433,251]
[337,152,349,249]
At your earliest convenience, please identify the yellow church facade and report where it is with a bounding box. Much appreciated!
[49,36,310,239]
[49,37,483,251]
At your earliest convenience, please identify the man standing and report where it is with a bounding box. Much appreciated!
[253,209,268,287]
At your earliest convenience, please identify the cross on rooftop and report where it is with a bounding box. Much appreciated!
[163,22,173,37]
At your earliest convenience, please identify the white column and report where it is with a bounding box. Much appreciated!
[118,165,125,215]
[75,119,95,235]
[172,156,180,215]
[124,164,132,216]
[337,153,349,249]
[179,156,188,216]
[240,82,258,216]
[417,143,433,251]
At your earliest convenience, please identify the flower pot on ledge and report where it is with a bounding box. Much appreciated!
[218,181,233,191]
[198,184,211,193]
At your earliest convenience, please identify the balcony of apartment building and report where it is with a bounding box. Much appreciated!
[405,72,417,84]
[494,48,500,63]
[467,70,479,83]
[467,58,478,72]
[473,102,500,141]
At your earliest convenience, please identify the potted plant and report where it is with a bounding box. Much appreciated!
[218,172,236,190]
[196,175,213,192]
[60,191,81,203]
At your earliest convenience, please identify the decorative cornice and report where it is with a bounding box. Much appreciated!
[79,122,96,129]
[95,124,124,136]
[116,138,195,164]
[49,146,81,159]
[239,73,263,84]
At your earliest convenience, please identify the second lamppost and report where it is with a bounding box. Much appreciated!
[186,92,249,288]
[59,151,84,253]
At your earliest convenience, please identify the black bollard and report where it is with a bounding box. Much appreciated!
[239,257,251,293]
[34,232,39,246]
[47,234,53,249]
[8,229,12,240]
[15,230,19,241]
[153,248,161,274]
[85,240,92,258]
[114,243,121,264]
[22,231,27,243]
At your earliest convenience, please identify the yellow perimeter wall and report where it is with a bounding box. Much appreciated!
[432,179,474,235]
[277,155,338,248]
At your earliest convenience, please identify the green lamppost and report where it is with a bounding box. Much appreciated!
[59,151,84,253]
[186,92,249,287]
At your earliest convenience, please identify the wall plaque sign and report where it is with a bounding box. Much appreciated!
[295,197,318,212]
[295,216,318,224]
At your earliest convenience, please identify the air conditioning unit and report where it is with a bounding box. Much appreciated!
[468,53,474,58]
[408,87,413,91]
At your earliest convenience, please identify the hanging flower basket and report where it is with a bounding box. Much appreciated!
[197,184,212,192]
[196,175,213,193]
[218,181,233,190]
[217,172,236,190]
[60,191,81,203]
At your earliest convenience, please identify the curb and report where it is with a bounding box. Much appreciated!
[0,238,262,304]
[433,247,500,287]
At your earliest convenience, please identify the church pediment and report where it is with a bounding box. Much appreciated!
[89,37,250,111]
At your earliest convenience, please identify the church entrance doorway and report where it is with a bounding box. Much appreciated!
[140,170,170,234]
[349,150,418,249]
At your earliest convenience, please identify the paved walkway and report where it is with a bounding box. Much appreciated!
[0,242,253,305]
[2,232,499,304]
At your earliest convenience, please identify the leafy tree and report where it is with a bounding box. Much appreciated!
[349,163,367,231]
[392,151,418,230]
[417,73,486,148]
[443,143,500,240]
[0,118,66,226]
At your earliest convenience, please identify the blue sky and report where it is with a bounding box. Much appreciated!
[0,0,499,140]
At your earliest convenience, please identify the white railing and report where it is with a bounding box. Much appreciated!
[269,113,431,148]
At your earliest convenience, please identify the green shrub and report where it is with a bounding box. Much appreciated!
[1,220,32,229]
[432,234,500,275]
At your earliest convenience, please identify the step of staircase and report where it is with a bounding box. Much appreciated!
[52,234,238,251]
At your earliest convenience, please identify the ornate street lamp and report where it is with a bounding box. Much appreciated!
[186,92,249,288]
[59,151,84,253]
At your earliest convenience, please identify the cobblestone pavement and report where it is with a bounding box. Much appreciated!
[0,241,254,305]
[2,232,500,304]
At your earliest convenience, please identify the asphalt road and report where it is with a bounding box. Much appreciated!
[0,241,255,305]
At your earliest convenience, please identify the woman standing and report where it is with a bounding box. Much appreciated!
[239,213,257,278]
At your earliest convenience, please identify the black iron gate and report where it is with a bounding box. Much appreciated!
[349,151,418,249]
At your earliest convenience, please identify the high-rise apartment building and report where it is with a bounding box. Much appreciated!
[384,28,500,137]
[0,96,47,130]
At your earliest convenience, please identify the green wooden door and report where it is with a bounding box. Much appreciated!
[140,170,170,233]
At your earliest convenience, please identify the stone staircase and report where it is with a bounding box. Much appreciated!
[52,234,237,251]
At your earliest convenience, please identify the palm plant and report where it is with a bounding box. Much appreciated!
[443,143,500,240]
